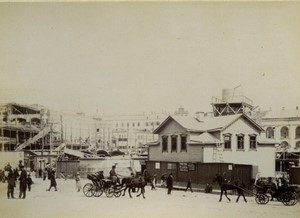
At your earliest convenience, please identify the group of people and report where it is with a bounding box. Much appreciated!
[4,162,33,199]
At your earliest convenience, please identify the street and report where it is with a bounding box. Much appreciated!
[0,177,299,218]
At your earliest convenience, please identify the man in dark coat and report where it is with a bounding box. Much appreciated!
[166,173,174,195]
[46,170,57,191]
[7,170,16,199]
[19,165,27,199]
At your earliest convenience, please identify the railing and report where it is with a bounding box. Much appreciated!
[212,95,253,106]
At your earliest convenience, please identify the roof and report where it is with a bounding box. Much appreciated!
[257,139,280,145]
[154,114,264,134]
[153,115,204,133]
[188,132,220,144]
[63,148,85,158]
[262,109,300,119]
[200,114,242,131]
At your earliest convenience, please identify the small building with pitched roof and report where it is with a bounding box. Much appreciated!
[147,114,278,185]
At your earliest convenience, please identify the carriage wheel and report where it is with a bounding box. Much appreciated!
[255,193,269,205]
[105,187,114,198]
[113,188,122,198]
[281,192,298,206]
[93,187,104,197]
[83,183,95,197]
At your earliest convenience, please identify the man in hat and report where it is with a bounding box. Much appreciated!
[18,165,27,199]
[109,165,118,184]
[166,173,174,195]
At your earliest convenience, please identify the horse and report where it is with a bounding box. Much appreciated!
[213,174,247,203]
[121,175,147,199]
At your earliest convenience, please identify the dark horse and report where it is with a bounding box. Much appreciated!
[213,174,247,203]
[121,175,147,199]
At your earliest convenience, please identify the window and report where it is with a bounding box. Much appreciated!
[127,123,129,127]
[296,126,300,139]
[171,135,177,152]
[167,163,176,170]
[132,122,135,127]
[280,127,289,139]
[116,123,118,127]
[162,136,168,152]
[181,135,187,151]
[224,134,232,149]
[137,122,140,127]
[266,127,274,139]
[249,135,257,149]
[155,162,160,169]
[237,134,244,150]
[96,128,99,132]
[296,141,300,149]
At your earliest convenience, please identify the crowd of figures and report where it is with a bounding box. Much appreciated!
[3,162,33,199]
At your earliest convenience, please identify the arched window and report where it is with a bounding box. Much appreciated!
[266,127,274,139]
[280,127,289,139]
[295,126,300,139]
[280,141,289,149]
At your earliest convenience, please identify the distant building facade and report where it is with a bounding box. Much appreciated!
[253,107,300,175]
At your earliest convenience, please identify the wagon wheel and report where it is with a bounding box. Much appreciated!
[105,186,114,198]
[281,192,298,206]
[93,187,104,197]
[83,183,95,197]
[255,193,269,205]
[113,187,123,198]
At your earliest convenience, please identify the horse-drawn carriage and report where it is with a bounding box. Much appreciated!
[214,174,298,206]
[83,172,123,198]
[83,172,150,199]
[254,177,298,206]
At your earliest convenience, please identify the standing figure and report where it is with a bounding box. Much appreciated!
[7,170,15,199]
[151,175,157,190]
[19,165,27,199]
[185,178,193,192]
[27,174,33,192]
[46,170,57,191]
[43,168,47,181]
[166,173,174,195]
[75,172,81,192]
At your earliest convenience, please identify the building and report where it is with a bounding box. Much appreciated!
[147,114,277,185]
[253,107,300,177]
[97,112,170,153]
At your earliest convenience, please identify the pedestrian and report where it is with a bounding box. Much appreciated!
[161,174,166,186]
[151,174,157,190]
[27,174,33,192]
[185,178,193,192]
[7,170,16,199]
[75,172,81,192]
[46,170,57,191]
[204,183,212,193]
[18,165,27,199]
[166,173,173,195]
[43,168,47,181]
[38,168,42,178]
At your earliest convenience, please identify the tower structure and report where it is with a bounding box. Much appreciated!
[211,87,254,117]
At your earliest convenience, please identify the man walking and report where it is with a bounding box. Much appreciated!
[46,170,57,191]
[166,173,173,195]
[185,178,193,192]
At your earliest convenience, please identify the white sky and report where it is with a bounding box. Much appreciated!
[0,2,300,116]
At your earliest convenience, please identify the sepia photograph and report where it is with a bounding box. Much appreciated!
[0,1,299,217]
